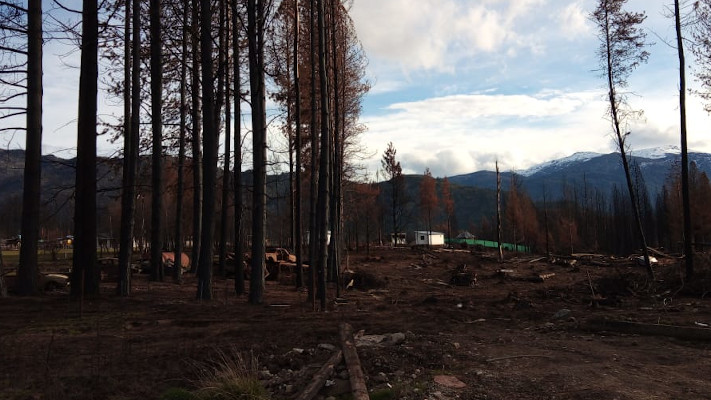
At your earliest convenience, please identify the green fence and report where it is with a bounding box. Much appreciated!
[446,238,531,253]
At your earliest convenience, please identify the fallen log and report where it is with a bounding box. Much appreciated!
[584,318,711,341]
[294,350,344,400]
[536,273,556,282]
[339,323,369,400]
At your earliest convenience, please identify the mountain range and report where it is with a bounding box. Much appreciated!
[1,146,710,237]
[448,145,711,202]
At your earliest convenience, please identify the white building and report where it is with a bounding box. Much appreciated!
[414,231,445,246]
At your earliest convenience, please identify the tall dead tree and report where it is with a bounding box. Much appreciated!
[71,0,100,297]
[232,0,245,295]
[174,1,189,284]
[218,0,230,277]
[496,161,503,262]
[117,0,139,296]
[592,0,654,278]
[197,0,216,300]
[17,0,41,296]
[328,0,341,289]
[308,0,318,304]
[190,0,203,275]
[315,0,330,310]
[149,0,164,282]
[381,142,403,245]
[675,0,693,279]
[248,0,268,305]
[293,0,304,288]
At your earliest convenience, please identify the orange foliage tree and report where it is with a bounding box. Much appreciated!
[441,177,455,240]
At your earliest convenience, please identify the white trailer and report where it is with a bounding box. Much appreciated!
[414,231,445,246]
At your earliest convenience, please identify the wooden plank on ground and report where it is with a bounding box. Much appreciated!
[339,322,369,400]
[294,349,344,400]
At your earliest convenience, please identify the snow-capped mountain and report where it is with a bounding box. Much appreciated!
[520,151,602,177]
[449,146,711,201]
[629,145,681,160]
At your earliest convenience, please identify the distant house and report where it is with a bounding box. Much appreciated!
[414,231,445,246]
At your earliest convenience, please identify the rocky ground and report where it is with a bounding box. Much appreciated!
[1,247,711,399]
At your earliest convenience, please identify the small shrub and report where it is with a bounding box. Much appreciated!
[192,349,270,400]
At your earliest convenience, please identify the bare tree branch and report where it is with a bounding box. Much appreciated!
[0,1,27,13]
[0,44,26,55]
[51,0,81,14]
[0,25,27,35]
[0,110,27,119]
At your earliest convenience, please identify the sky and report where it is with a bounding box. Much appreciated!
[348,0,711,178]
[4,0,711,179]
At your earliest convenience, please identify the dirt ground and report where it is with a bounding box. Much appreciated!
[2,247,711,400]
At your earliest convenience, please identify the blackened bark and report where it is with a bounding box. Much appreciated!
[676,0,694,278]
[17,0,42,296]
[248,0,267,304]
[218,0,230,278]
[308,0,318,306]
[71,0,99,298]
[496,161,503,262]
[197,0,216,300]
[149,0,164,282]
[294,0,304,288]
[315,0,330,310]
[117,0,137,295]
[232,0,245,295]
[174,2,189,284]
[329,0,342,296]
[190,0,203,275]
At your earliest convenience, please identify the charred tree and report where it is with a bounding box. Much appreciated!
[676,0,693,278]
[174,2,190,284]
[232,0,245,295]
[496,161,503,262]
[293,0,304,288]
[308,0,318,306]
[218,0,230,277]
[592,0,653,278]
[248,0,268,304]
[149,0,164,282]
[17,0,41,296]
[71,0,100,297]
[315,0,330,310]
[197,0,216,300]
[190,0,203,275]
[117,0,139,296]
[381,142,403,245]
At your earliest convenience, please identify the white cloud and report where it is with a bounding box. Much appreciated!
[361,89,616,177]
[558,2,591,38]
[350,0,549,73]
[385,91,589,120]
